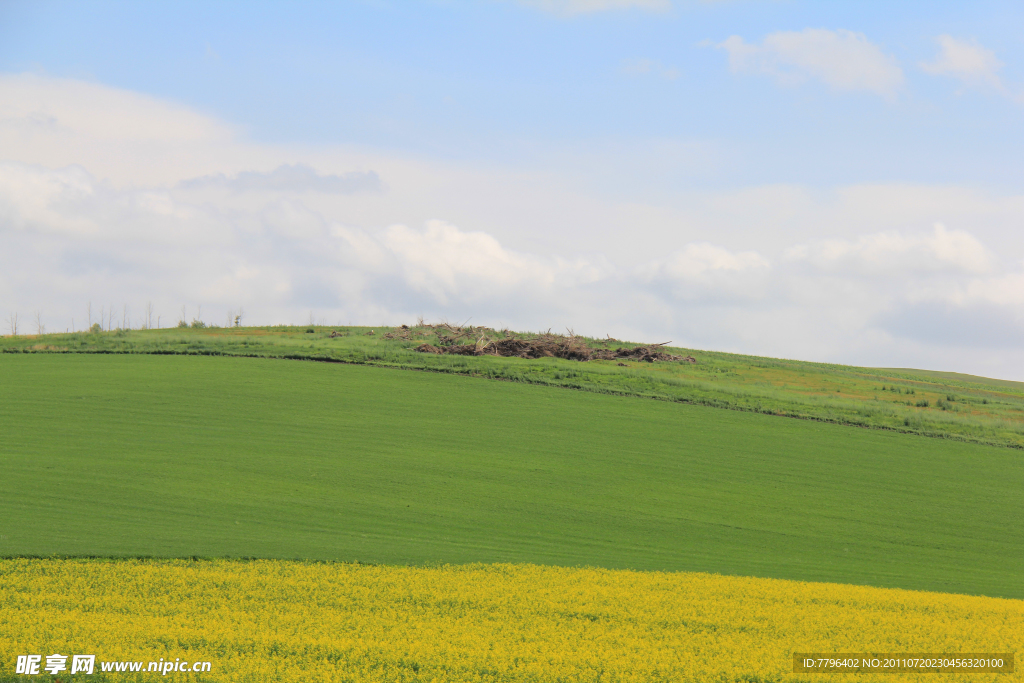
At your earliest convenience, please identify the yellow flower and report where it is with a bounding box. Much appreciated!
[0,559,1020,682]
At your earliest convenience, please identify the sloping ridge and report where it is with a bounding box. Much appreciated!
[878,368,1024,391]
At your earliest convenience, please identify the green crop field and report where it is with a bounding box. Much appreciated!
[2,352,1021,599]
[4,324,1024,448]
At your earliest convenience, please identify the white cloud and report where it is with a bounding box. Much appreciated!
[786,223,993,275]
[516,0,671,16]
[962,273,1024,306]
[385,220,552,304]
[619,58,681,80]
[654,243,769,278]
[719,29,904,96]
[0,162,97,236]
[0,161,612,320]
[920,35,1006,92]
[260,200,330,241]
[384,220,609,305]
[179,164,381,194]
[0,161,234,246]
[640,243,770,301]
[0,73,243,188]
[638,241,770,292]
[0,73,230,144]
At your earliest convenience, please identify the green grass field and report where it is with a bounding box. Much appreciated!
[5,324,1024,448]
[2,353,1021,599]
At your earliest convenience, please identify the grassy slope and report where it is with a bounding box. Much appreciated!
[2,354,1021,599]
[4,325,1024,449]
[880,367,1024,391]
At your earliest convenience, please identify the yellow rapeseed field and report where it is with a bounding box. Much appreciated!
[0,559,1020,682]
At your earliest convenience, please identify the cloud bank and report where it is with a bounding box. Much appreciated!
[5,158,1023,373]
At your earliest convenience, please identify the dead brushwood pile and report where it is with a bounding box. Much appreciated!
[382,322,695,363]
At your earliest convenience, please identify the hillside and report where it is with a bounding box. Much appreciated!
[2,353,1021,598]
[3,323,1024,448]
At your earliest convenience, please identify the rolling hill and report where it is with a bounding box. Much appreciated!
[2,351,1021,598]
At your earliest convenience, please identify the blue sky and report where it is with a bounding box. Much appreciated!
[2,0,1023,377]
[4,0,1022,186]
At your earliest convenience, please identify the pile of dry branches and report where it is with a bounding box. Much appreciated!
[405,322,694,364]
